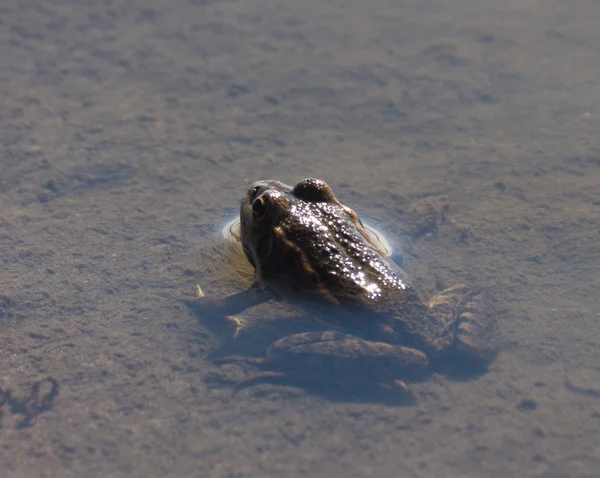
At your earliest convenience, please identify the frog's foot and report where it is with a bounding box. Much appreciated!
[223,315,249,339]
[180,283,270,316]
[429,284,498,361]
[179,283,273,338]
[454,290,497,360]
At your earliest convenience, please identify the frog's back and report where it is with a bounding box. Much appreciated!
[269,200,417,311]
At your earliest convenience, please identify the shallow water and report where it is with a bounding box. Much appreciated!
[1,0,600,476]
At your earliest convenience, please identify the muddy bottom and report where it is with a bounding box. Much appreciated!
[1,0,599,477]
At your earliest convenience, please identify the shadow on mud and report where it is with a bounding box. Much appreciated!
[0,376,60,429]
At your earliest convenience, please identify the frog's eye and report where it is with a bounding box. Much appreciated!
[252,196,268,222]
[293,178,336,203]
[250,185,262,201]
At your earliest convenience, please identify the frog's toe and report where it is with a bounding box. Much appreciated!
[223,315,250,339]
[455,291,498,361]
[430,284,498,362]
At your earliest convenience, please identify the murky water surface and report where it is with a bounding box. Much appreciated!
[1,0,599,476]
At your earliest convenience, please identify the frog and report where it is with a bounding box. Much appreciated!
[197,178,497,392]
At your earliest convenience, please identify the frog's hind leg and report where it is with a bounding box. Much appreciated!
[429,284,497,361]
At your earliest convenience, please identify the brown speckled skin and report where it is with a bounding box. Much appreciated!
[230,178,497,388]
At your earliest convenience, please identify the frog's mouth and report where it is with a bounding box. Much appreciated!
[221,217,394,259]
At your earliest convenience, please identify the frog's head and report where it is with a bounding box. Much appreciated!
[240,178,346,267]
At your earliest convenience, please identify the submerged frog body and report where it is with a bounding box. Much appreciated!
[209,178,497,391]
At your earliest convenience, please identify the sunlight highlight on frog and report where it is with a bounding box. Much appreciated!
[222,216,393,258]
